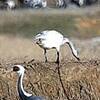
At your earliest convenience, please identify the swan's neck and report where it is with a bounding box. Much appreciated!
[68,41,77,55]
[18,73,32,98]
[63,38,77,57]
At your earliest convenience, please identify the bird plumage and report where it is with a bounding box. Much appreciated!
[13,65,45,100]
[35,30,64,49]
[34,30,80,64]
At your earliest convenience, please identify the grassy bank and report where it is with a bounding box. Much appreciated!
[0,8,100,38]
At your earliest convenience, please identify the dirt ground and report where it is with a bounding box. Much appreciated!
[0,35,100,100]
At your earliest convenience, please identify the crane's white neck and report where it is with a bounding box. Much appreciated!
[18,72,32,97]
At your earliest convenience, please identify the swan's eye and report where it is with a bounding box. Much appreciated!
[39,38,41,42]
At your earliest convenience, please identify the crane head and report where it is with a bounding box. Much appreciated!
[13,65,25,75]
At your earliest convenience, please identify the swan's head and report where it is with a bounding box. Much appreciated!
[13,65,25,76]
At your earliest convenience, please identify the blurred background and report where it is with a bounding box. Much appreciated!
[0,0,100,100]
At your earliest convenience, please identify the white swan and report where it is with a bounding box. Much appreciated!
[34,30,80,64]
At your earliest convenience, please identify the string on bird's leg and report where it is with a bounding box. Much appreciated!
[44,49,48,63]
[57,63,70,100]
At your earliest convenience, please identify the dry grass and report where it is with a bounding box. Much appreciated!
[0,59,100,100]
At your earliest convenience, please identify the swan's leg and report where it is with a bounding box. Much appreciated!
[56,51,60,65]
[44,49,48,62]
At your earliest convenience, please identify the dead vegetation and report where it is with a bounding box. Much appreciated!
[0,59,100,100]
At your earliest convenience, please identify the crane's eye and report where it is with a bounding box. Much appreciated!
[13,66,20,71]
